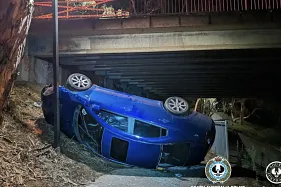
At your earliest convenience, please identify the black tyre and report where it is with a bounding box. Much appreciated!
[164,97,189,115]
[66,73,92,91]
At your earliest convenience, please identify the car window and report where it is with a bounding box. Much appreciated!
[134,120,167,138]
[77,107,104,154]
[110,137,129,163]
[97,110,128,132]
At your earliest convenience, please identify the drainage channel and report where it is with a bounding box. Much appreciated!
[228,129,269,181]
[153,120,268,181]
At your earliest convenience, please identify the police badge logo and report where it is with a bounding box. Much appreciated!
[205,156,231,183]
[265,161,281,184]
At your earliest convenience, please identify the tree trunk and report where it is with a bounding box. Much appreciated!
[0,0,34,123]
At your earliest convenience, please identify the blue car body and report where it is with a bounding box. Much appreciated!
[41,84,216,169]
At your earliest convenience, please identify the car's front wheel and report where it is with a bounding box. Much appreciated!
[66,73,92,91]
[164,96,189,115]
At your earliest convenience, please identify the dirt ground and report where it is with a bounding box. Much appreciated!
[0,82,274,187]
[0,82,124,187]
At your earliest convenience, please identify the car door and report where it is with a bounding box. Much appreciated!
[95,110,162,168]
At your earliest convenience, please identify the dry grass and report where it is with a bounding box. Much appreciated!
[0,82,122,187]
[0,114,95,187]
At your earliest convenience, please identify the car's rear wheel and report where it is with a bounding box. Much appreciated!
[164,97,189,115]
[66,73,92,91]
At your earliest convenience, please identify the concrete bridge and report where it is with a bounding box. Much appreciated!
[22,11,281,99]
[29,11,281,54]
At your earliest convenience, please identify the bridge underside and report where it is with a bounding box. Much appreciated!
[29,12,281,99]
[39,48,281,98]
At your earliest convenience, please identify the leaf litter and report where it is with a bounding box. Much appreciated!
[0,82,123,187]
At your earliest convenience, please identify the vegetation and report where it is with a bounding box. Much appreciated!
[70,0,130,15]
[0,83,122,186]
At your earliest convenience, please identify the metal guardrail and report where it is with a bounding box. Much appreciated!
[211,120,229,160]
[33,0,281,19]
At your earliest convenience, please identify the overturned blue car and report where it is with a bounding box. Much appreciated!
[41,73,216,169]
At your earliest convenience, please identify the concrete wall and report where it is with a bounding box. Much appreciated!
[211,120,229,160]
[17,60,29,82]
[17,56,53,85]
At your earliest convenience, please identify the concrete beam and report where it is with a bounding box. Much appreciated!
[29,29,281,56]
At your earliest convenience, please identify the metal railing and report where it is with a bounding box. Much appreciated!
[34,0,130,19]
[132,0,281,14]
[33,0,281,19]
